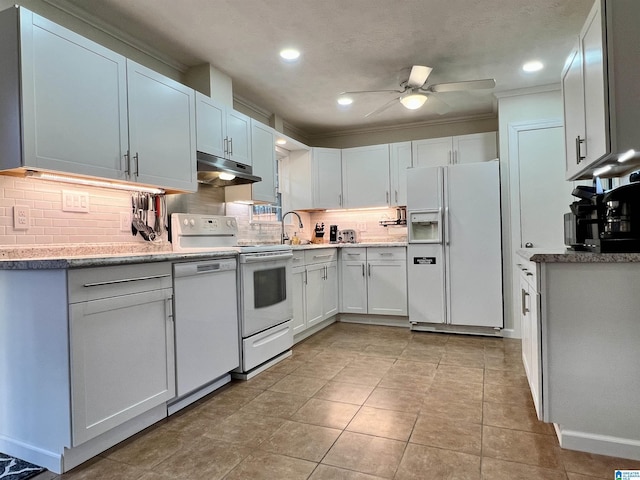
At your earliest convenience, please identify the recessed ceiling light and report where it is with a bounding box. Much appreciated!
[276,138,287,146]
[522,61,544,72]
[337,96,353,106]
[279,48,300,61]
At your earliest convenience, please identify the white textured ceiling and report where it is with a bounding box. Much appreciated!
[60,0,592,136]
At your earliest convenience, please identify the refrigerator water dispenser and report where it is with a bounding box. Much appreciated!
[409,210,442,243]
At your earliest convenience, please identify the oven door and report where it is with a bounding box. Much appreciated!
[240,252,293,337]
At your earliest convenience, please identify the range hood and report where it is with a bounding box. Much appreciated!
[197,151,261,187]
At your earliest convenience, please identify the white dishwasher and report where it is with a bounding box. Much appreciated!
[170,257,239,412]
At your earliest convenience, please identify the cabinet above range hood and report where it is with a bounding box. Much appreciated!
[197,151,261,187]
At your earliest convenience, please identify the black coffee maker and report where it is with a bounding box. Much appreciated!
[592,180,640,252]
[567,173,640,252]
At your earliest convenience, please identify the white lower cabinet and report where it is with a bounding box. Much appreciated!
[68,263,175,446]
[517,258,542,419]
[340,247,407,316]
[291,249,338,339]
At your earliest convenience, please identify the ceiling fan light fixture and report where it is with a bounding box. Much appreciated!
[400,92,427,110]
[337,96,353,106]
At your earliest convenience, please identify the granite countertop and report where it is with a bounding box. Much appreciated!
[0,241,408,270]
[517,248,640,263]
[0,244,240,270]
[291,242,407,249]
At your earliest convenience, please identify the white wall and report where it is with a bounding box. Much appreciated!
[497,86,564,337]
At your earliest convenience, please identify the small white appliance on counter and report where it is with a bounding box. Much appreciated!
[406,161,503,333]
[170,213,294,384]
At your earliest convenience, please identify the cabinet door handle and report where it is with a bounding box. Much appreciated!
[448,150,452,164]
[133,152,139,176]
[229,137,233,156]
[386,191,389,204]
[338,194,342,206]
[395,190,398,203]
[522,289,530,315]
[223,137,228,156]
[575,136,586,164]
[368,264,371,277]
[304,269,308,284]
[361,264,365,276]
[166,296,174,320]
[454,150,458,164]
[124,151,130,175]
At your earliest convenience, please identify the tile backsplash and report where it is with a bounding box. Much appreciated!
[0,176,406,249]
[0,175,161,246]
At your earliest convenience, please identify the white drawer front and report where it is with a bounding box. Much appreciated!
[242,321,293,371]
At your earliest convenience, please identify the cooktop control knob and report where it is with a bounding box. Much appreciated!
[183,219,189,226]
[189,219,195,227]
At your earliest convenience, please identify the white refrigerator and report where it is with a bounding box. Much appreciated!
[407,161,503,329]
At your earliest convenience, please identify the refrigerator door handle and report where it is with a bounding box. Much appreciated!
[443,207,450,245]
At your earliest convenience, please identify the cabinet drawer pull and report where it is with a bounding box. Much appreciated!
[313,254,333,259]
[83,274,171,287]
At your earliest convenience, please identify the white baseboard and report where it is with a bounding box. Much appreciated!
[0,435,62,475]
[555,425,640,461]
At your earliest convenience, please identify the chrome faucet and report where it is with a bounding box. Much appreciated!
[281,211,304,244]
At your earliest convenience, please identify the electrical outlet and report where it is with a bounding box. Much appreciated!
[120,211,131,232]
[62,190,90,213]
[13,205,30,230]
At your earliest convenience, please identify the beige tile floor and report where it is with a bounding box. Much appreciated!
[42,322,640,479]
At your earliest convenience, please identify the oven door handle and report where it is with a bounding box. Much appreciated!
[240,252,293,263]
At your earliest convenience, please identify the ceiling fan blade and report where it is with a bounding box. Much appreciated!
[425,93,451,115]
[340,89,404,95]
[364,97,401,118]
[407,65,433,88]
[425,78,496,93]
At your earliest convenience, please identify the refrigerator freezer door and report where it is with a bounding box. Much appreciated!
[407,244,446,324]
[406,166,443,211]
[445,161,503,328]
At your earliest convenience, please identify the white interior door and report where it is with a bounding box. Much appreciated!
[517,125,574,249]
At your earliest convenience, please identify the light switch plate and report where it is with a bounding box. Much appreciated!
[62,190,90,212]
[13,205,30,230]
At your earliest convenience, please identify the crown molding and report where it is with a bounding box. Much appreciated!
[493,83,561,99]
[40,0,188,72]
[233,94,273,119]
[304,111,498,141]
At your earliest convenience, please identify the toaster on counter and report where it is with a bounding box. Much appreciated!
[338,229,358,243]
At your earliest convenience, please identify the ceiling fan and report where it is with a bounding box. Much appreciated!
[339,65,496,117]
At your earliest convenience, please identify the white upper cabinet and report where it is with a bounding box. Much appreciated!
[0,7,197,192]
[225,110,252,166]
[562,45,587,180]
[411,137,453,167]
[2,8,128,181]
[389,141,412,206]
[312,147,343,209]
[562,0,640,179]
[127,60,196,191]
[226,119,276,204]
[195,93,252,166]
[412,132,497,167]
[342,144,390,208]
[195,93,226,159]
